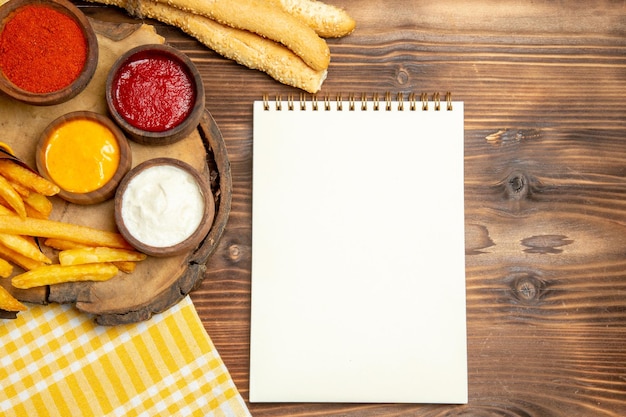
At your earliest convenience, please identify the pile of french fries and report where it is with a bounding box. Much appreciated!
[87,0,356,93]
[0,157,146,314]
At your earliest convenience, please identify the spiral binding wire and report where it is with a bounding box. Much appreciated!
[262,92,453,112]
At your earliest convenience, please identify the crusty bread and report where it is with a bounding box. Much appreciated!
[152,0,330,71]
[272,0,356,38]
[98,0,328,92]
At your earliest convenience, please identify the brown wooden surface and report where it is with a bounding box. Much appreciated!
[80,1,626,416]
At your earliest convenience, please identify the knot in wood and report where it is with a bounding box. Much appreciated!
[516,279,537,301]
[509,273,546,304]
[502,171,536,200]
[509,175,525,193]
[395,66,409,85]
[485,128,542,146]
[229,244,241,261]
[522,234,573,254]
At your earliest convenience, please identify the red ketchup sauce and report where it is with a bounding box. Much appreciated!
[111,51,196,132]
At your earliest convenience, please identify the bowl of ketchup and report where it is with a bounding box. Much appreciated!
[105,44,205,146]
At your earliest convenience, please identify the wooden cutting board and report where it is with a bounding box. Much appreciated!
[0,20,232,325]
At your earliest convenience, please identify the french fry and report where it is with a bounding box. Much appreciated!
[44,239,139,273]
[24,205,48,220]
[102,0,327,93]
[12,263,120,289]
[0,285,26,311]
[0,197,46,220]
[151,0,330,71]
[0,257,13,278]
[0,175,25,218]
[43,238,89,251]
[0,143,15,156]
[0,233,51,264]
[270,0,356,38]
[0,201,13,216]
[59,247,147,266]
[7,180,30,198]
[0,242,46,271]
[0,216,133,249]
[24,193,53,219]
[0,159,60,196]
[113,261,137,274]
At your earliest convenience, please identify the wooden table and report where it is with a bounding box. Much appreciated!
[81,1,626,415]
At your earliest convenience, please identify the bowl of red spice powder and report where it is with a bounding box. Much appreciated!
[0,0,98,106]
[105,44,205,146]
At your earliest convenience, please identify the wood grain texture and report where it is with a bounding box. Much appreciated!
[80,0,626,415]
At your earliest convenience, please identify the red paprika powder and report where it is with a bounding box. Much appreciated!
[0,4,87,93]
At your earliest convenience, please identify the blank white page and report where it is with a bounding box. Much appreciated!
[250,97,467,404]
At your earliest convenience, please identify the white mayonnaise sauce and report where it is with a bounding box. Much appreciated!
[121,164,205,247]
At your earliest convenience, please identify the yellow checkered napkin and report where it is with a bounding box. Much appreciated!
[0,296,251,417]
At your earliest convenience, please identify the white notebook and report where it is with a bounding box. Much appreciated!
[250,93,467,404]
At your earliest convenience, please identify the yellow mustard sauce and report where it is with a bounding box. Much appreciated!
[43,118,120,194]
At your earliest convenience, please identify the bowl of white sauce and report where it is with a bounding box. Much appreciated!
[114,158,215,257]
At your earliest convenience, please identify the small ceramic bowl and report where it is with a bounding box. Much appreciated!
[114,158,215,257]
[0,0,98,106]
[106,44,205,146]
[36,111,132,205]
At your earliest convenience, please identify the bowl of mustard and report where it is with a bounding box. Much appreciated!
[36,111,132,205]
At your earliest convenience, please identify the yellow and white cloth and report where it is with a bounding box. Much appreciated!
[0,296,251,417]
